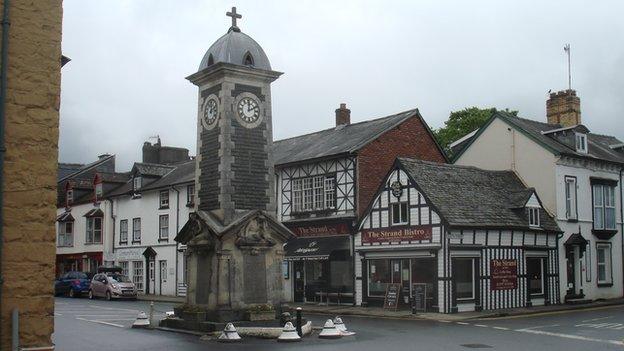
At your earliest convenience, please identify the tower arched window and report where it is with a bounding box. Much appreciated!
[207,54,214,66]
[243,52,254,66]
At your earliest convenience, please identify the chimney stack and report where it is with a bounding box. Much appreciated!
[546,89,581,127]
[335,103,351,126]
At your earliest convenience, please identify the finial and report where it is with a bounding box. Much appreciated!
[226,6,242,32]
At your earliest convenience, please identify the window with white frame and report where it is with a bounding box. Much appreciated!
[132,260,144,292]
[575,133,588,153]
[94,182,103,201]
[119,261,129,276]
[528,207,540,227]
[593,184,616,230]
[291,175,336,213]
[132,218,141,242]
[453,258,475,300]
[119,219,128,244]
[187,184,195,205]
[596,243,612,285]
[391,202,408,226]
[86,217,102,244]
[159,214,169,240]
[133,176,142,192]
[66,189,73,206]
[565,177,577,220]
[159,190,169,208]
[57,221,73,247]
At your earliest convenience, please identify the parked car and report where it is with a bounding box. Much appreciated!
[89,267,137,300]
[54,271,91,298]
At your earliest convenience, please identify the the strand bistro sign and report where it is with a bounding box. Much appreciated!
[490,259,518,290]
[361,225,433,243]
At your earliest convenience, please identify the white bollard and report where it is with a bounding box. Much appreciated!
[277,322,301,342]
[218,323,242,342]
[318,319,342,339]
[333,316,355,336]
[132,311,150,328]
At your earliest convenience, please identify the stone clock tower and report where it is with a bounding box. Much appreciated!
[173,8,292,324]
[187,7,282,224]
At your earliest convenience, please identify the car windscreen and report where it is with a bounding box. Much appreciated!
[109,275,131,283]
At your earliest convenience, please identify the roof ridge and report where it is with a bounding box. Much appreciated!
[399,157,514,174]
[58,154,115,182]
[273,108,418,144]
[499,112,561,130]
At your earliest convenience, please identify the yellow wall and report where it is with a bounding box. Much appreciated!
[1,0,62,349]
[455,117,558,213]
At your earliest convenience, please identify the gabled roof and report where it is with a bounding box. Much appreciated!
[396,158,561,232]
[141,160,195,191]
[58,155,115,182]
[453,111,624,165]
[272,108,446,165]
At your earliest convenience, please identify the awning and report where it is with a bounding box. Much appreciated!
[84,208,104,218]
[284,236,350,261]
[56,212,74,222]
[564,232,588,247]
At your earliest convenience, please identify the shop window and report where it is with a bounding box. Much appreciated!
[119,219,128,244]
[292,175,336,213]
[593,184,616,230]
[86,217,102,244]
[368,259,392,297]
[565,177,577,220]
[391,203,408,226]
[453,258,475,300]
[528,207,540,227]
[596,243,612,285]
[526,257,544,295]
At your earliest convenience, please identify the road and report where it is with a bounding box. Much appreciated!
[53,297,624,350]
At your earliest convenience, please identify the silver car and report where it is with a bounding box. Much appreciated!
[89,273,137,300]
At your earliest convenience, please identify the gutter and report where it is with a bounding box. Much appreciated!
[0,0,10,346]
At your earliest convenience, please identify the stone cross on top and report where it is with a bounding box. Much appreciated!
[226,7,242,32]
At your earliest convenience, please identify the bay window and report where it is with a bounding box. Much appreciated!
[593,183,616,230]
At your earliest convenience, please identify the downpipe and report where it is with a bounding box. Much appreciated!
[620,167,623,297]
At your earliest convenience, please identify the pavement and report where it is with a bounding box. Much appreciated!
[53,296,624,350]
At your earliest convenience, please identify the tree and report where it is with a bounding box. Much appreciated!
[434,107,518,156]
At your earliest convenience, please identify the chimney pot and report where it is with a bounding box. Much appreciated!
[335,103,351,126]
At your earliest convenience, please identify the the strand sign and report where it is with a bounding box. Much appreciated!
[490,259,518,290]
[361,225,433,243]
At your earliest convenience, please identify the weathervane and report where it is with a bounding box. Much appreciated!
[226,6,242,32]
[564,44,571,91]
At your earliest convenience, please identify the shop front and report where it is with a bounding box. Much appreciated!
[56,252,102,276]
[284,235,353,304]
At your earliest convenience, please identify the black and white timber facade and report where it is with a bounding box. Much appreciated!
[355,158,562,313]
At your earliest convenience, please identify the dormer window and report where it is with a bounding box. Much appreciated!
[243,52,254,66]
[66,189,73,206]
[575,132,588,153]
[133,176,142,192]
[528,207,540,227]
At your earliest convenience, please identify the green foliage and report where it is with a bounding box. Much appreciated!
[246,303,274,313]
[434,107,518,156]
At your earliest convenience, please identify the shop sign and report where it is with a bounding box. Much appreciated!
[361,225,433,243]
[114,248,144,261]
[490,259,518,290]
[289,223,350,237]
[293,240,320,255]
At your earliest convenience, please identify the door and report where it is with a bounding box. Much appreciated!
[565,245,582,297]
[293,261,305,302]
[159,260,167,295]
[148,260,155,295]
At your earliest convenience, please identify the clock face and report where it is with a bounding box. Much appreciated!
[237,97,260,124]
[203,98,218,125]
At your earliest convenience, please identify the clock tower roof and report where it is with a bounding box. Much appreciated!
[198,28,271,72]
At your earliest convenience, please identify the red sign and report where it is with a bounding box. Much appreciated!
[288,223,350,237]
[361,226,433,244]
[490,259,518,290]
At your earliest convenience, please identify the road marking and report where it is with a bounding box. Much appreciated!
[75,317,125,328]
[89,305,140,312]
[474,324,489,328]
[515,328,624,346]
[456,322,470,325]
[437,320,452,323]
[477,305,624,320]
[521,324,559,330]
[492,326,509,331]
[575,322,624,330]
[75,314,137,318]
[581,316,613,323]
[94,318,136,321]
[54,313,62,316]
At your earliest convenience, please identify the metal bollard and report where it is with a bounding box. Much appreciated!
[295,307,302,337]
[149,301,154,328]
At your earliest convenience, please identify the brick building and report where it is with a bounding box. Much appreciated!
[0,1,63,349]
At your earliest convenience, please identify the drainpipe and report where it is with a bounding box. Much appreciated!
[109,199,115,255]
[0,0,11,346]
[172,185,180,296]
[620,168,623,296]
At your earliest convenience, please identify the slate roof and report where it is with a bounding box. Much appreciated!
[141,160,195,191]
[58,155,115,182]
[272,109,441,165]
[397,158,561,232]
[455,111,624,165]
[133,162,175,177]
[58,163,84,181]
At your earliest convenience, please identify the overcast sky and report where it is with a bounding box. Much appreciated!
[60,0,624,170]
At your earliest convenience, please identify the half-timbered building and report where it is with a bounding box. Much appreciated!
[278,105,447,303]
[355,158,562,313]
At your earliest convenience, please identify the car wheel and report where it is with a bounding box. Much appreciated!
[69,288,75,298]
[88,290,94,300]
[105,291,112,301]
